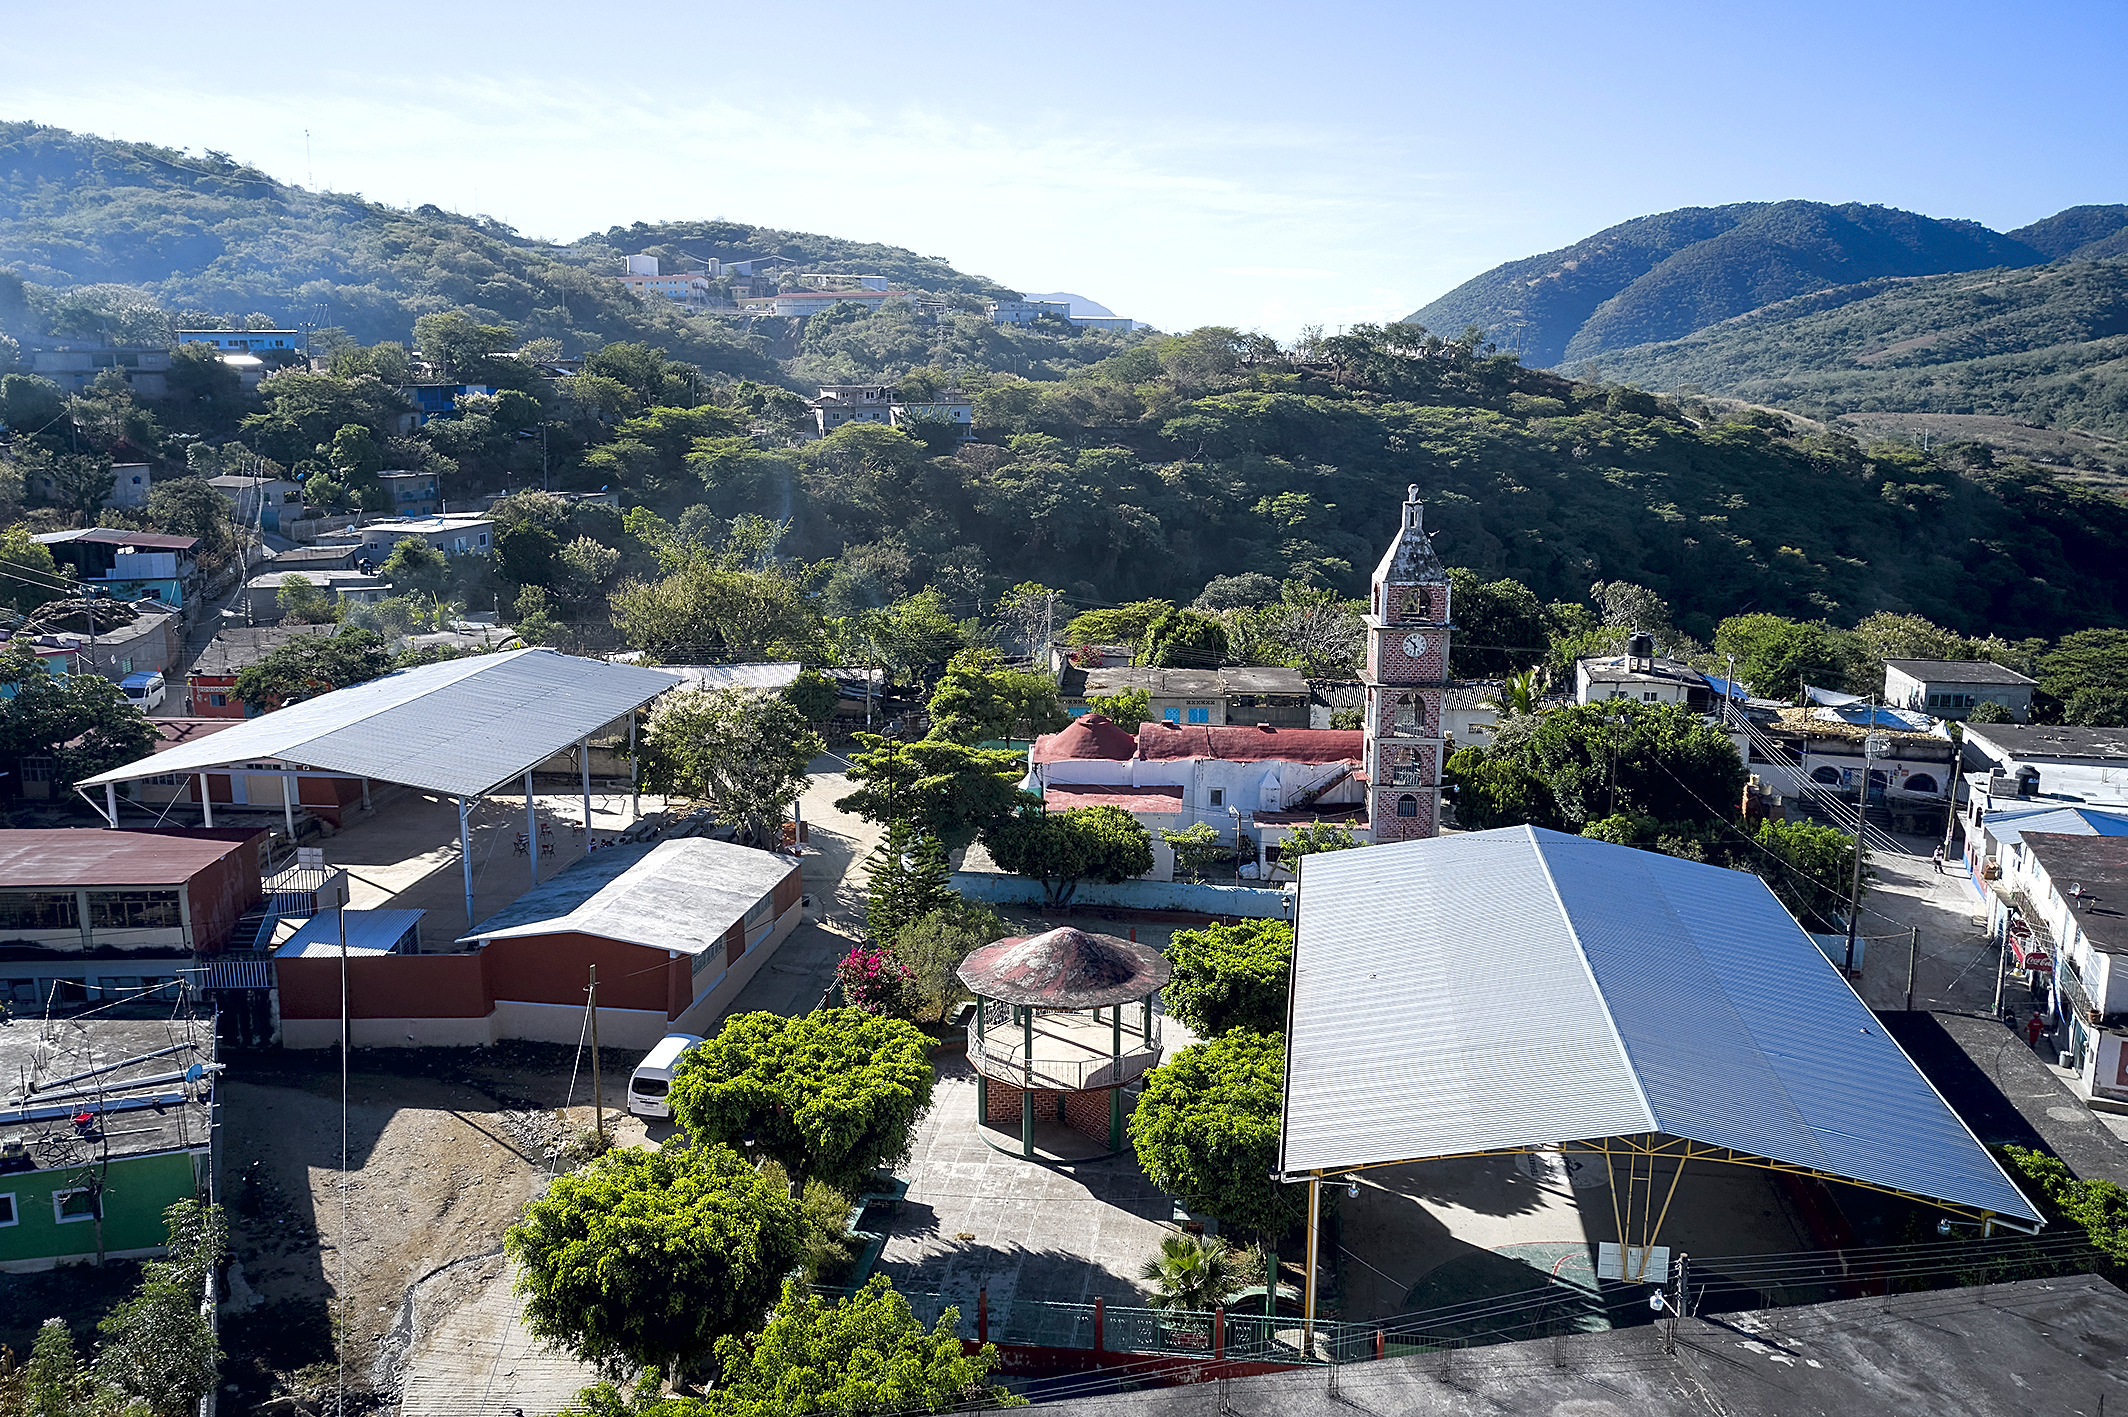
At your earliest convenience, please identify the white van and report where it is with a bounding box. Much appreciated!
[627,1032,704,1119]
[120,671,166,711]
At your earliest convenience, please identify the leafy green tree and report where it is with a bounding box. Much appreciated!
[1086,688,1152,730]
[981,804,1154,907]
[0,642,158,785]
[497,520,559,587]
[639,687,822,846]
[1140,606,1229,668]
[506,1143,804,1380]
[1276,819,1366,868]
[1446,569,1549,677]
[1446,745,1562,831]
[94,1200,225,1417]
[328,422,382,477]
[240,372,410,466]
[925,648,1068,744]
[1160,821,1230,880]
[1715,614,1847,700]
[275,573,338,625]
[381,535,449,597]
[1130,1030,1302,1237]
[785,668,839,721]
[23,1317,88,1417]
[1966,699,2016,725]
[1164,919,1293,1037]
[611,557,820,663]
[669,1009,935,1191]
[835,737,1030,849]
[1063,600,1173,647]
[2040,630,2128,719]
[35,451,118,517]
[1138,1234,1242,1312]
[1457,700,1746,830]
[1194,573,1280,611]
[894,897,1007,1023]
[562,1276,1018,1416]
[0,523,70,612]
[143,475,240,573]
[0,373,66,434]
[413,312,520,386]
[862,818,952,942]
[1751,817,1863,930]
[232,625,394,710]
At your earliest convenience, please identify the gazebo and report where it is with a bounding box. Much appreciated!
[958,926,1170,1160]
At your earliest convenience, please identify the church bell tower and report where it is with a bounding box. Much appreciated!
[1363,485,1452,841]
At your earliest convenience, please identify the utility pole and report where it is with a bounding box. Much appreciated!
[1844,716,1887,975]
[588,964,603,1143]
[1905,927,1919,1012]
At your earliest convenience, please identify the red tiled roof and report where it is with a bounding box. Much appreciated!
[1032,714,1139,763]
[1045,783,1185,815]
[1136,722,1363,765]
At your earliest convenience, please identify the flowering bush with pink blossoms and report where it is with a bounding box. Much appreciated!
[836,943,916,1019]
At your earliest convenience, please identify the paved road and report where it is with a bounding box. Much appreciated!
[1852,844,2012,1015]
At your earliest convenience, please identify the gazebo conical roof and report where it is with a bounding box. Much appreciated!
[957,926,1170,1009]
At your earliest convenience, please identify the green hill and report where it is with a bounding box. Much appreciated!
[1410,201,2050,367]
[1594,256,2128,438]
[2008,205,2128,260]
[0,122,1023,380]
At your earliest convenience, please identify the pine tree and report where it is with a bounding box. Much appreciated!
[862,820,955,945]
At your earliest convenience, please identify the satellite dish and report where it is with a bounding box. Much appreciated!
[184,1064,204,1083]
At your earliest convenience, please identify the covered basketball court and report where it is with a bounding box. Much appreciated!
[76,649,681,927]
[1278,826,2043,1330]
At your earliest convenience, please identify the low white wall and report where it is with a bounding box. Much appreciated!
[282,1015,498,1049]
[490,999,670,1051]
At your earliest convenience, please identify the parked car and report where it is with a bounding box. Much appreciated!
[627,1032,704,1119]
[120,670,166,711]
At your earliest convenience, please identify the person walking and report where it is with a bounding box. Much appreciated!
[1932,845,1945,874]
[2026,1013,2045,1050]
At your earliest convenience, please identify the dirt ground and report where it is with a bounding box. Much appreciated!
[217,1044,649,1414]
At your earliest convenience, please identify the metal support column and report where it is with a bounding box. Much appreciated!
[1303,1173,1322,1347]
[579,735,592,836]
[524,769,539,885]
[629,712,640,821]
[104,783,117,827]
[199,774,213,828]
[1022,1005,1035,1158]
[282,771,296,839]
[1110,1005,1124,1151]
[1141,993,1152,1043]
[458,796,477,929]
[361,778,371,812]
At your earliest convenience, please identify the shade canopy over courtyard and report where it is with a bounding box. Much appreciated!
[1280,826,2039,1218]
[77,649,683,924]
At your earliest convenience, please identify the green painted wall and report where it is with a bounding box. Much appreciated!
[0,1150,202,1267]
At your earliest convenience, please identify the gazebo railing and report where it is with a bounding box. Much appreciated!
[970,1003,1163,1091]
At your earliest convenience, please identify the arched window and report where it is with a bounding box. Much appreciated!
[1811,766,1841,785]
[1394,693,1420,730]
[1396,794,1418,818]
[1903,774,1939,795]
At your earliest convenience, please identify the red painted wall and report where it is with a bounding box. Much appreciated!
[278,952,489,1020]
[481,932,672,1012]
[182,833,266,953]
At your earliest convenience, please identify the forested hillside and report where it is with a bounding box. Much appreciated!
[1409,200,2128,368]
[0,123,1027,379]
[1594,257,2128,436]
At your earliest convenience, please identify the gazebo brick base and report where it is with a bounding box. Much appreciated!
[976,1074,1129,1158]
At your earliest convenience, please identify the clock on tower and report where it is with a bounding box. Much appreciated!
[1363,485,1452,841]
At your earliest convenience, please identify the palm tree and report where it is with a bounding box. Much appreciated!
[1138,1233,1241,1312]
[1478,667,1546,718]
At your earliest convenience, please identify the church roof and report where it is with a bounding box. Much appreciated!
[1137,722,1363,764]
[1373,484,1447,585]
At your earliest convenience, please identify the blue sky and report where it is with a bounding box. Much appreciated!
[8,0,2125,338]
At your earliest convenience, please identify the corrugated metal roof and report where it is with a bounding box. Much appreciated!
[459,838,796,956]
[1281,826,2040,1223]
[1983,805,2128,849]
[277,909,427,958]
[0,828,264,888]
[1138,723,1361,764]
[78,649,681,798]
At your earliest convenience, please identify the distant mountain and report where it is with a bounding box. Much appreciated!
[1595,255,2128,438]
[1409,201,2053,367]
[1020,292,1114,317]
[2008,205,2128,260]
